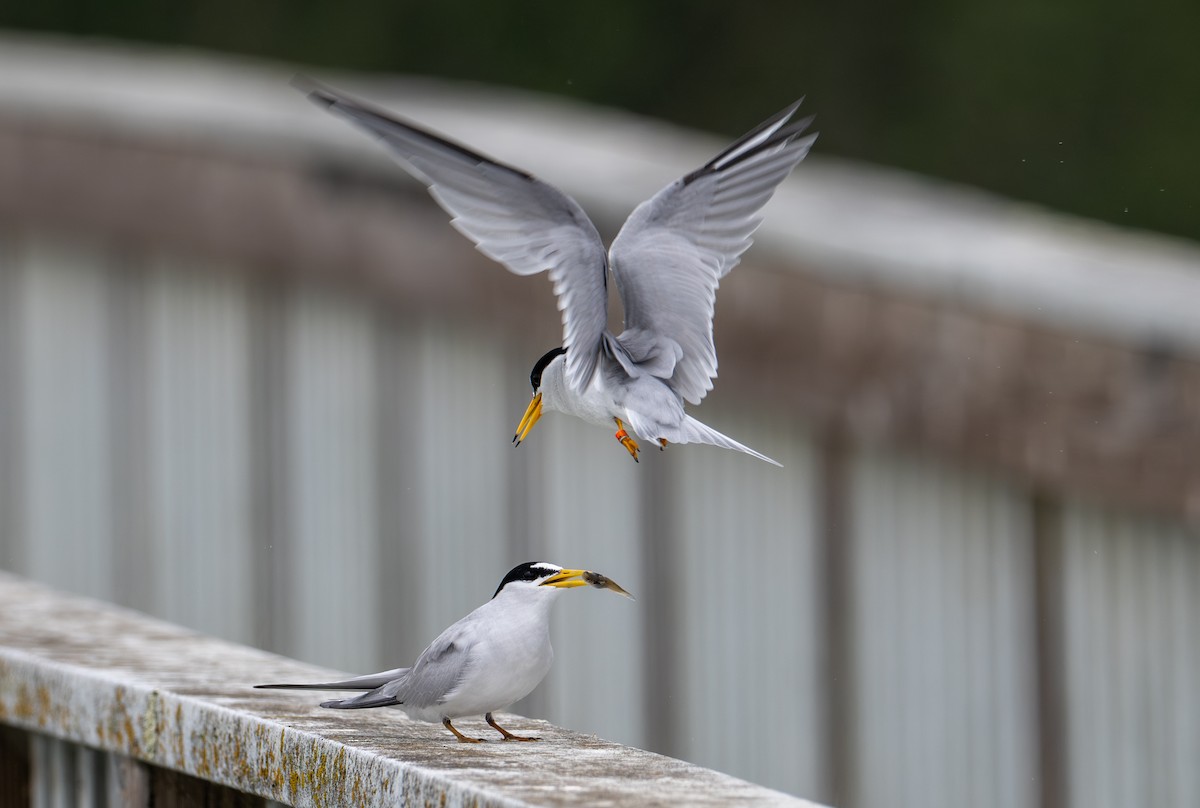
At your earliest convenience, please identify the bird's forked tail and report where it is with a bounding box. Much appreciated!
[679,415,781,466]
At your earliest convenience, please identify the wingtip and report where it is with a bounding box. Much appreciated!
[751,449,784,468]
[290,73,338,110]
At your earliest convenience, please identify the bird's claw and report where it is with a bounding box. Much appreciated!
[614,428,640,462]
[487,713,540,741]
[445,718,487,743]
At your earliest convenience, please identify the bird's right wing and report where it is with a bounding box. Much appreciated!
[609,101,816,404]
[298,79,610,392]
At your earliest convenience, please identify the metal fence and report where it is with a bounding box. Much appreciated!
[2,34,1200,807]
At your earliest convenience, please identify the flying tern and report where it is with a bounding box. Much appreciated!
[299,80,816,464]
[256,562,632,742]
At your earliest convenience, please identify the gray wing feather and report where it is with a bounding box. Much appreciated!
[315,620,476,711]
[255,667,409,693]
[384,619,477,710]
[298,78,609,391]
[609,101,817,404]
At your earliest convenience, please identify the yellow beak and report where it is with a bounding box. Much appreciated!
[540,568,588,589]
[513,392,543,446]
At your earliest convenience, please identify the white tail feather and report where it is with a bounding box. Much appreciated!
[679,415,782,466]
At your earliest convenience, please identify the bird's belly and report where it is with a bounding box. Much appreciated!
[398,702,447,724]
[553,383,679,436]
[555,391,622,428]
[438,635,553,719]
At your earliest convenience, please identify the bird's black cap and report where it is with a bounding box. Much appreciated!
[493,561,562,598]
[529,347,567,392]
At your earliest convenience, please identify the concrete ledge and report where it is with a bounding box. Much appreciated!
[0,572,819,806]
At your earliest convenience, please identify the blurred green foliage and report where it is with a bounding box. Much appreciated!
[3,0,1196,241]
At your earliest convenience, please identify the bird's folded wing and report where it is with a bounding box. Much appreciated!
[298,78,610,392]
[388,629,476,710]
[609,101,817,405]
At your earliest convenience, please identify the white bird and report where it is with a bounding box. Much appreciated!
[299,79,817,465]
[256,562,632,742]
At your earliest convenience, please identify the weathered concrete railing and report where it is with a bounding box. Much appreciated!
[0,571,821,806]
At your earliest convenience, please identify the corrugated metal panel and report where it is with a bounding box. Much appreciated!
[403,319,513,646]
[279,281,381,672]
[1060,504,1200,808]
[848,448,1038,808]
[13,237,115,601]
[145,259,255,643]
[672,413,825,798]
[0,236,19,571]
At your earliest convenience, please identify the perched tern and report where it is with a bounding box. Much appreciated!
[256,562,632,742]
[299,79,817,464]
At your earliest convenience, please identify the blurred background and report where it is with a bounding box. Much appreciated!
[1,4,1199,807]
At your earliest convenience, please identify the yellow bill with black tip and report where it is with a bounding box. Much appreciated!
[540,568,588,589]
[513,392,543,446]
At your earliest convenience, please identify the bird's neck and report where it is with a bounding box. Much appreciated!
[491,589,560,629]
[539,356,614,426]
[538,356,570,413]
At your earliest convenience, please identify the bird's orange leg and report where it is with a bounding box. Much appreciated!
[613,418,640,462]
[487,712,539,741]
[443,718,484,743]
[659,438,669,451]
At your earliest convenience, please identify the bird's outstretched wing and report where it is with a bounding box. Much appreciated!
[297,78,609,392]
[608,101,817,404]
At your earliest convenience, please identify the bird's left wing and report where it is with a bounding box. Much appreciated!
[298,79,609,392]
[609,102,816,404]
[388,621,477,710]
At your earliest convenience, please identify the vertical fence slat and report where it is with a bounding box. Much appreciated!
[280,282,381,672]
[1060,505,1200,808]
[147,259,256,643]
[848,448,1038,808]
[106,753,150,808]
[15,237,114,601]
[672,414,824,798]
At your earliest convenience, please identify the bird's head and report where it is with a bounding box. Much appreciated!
[512,347,566,447]
[492,561,587,600]
[491,561,636,601]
